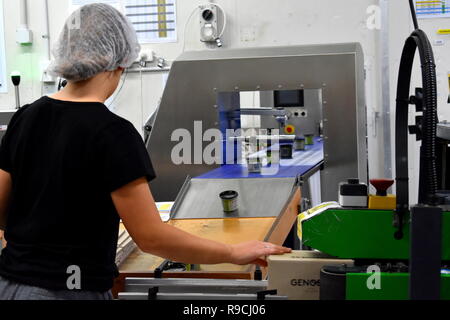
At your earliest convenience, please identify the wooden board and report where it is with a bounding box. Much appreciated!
[119,187,301,276]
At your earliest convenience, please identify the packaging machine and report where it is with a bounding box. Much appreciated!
[117,44,369,298]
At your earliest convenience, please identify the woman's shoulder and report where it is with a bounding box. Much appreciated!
[13,95,139,137]
[93,110,142,146]
[100,111,135,132]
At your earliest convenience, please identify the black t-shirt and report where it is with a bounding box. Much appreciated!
[0,96,156,292]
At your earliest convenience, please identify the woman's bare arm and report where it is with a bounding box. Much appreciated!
[112,178,290,266]
[0,169,12,248]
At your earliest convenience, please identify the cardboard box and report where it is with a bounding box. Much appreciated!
[268,251,353,300]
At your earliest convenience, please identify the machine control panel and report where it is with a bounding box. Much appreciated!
[287,107,308,118]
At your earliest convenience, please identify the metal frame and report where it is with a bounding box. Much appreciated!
[409,206,443,300]
[118,277,287,300]
[380,0,392,179]
[146,44,368,202]
[123,278,268,294]
[118,292,287,300]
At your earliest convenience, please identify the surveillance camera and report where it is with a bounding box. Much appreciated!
[202,9,214,22]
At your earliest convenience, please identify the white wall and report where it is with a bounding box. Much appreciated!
[2,0,447,203]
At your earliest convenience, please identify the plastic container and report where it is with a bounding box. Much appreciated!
[304,134,314,146]
[280,144,293,159]
[294,137,306,151]
[220,191,239,212]
[247,157,262,173]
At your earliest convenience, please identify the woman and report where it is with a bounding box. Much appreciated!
[0,4,290,300]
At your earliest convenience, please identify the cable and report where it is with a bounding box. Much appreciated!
[40,73,44,96]
[140,65,144,130]
[393,0,437,240]
[182,7,199,53]
[394,29,437,239]
[107,69,128,110]
[409,0,419,30]
[43,0,51,61]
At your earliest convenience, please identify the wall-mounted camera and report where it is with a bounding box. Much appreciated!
[199,4,219,43]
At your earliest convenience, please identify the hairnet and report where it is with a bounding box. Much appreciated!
[49,3,140,82]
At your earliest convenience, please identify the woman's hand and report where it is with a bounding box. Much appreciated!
[0,231,6,249]
[229,241,291,267]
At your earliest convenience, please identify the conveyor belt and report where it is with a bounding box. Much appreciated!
[197,138,324,180]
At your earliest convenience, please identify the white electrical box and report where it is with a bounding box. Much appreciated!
[199,4,218,42]
[16,27,33,45]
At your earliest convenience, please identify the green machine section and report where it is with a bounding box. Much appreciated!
[346,273,450,300]
[300,209,450,260]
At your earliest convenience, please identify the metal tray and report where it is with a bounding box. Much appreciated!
[170,177,298,220]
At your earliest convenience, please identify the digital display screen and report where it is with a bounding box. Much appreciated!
[274,90,304,107]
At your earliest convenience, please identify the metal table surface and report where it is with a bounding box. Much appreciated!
[170,177,298,220]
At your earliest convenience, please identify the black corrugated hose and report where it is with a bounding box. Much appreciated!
[418,30,439,202]
[394,27,438,239]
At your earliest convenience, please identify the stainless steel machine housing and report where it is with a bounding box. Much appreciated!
[146,43,368,202]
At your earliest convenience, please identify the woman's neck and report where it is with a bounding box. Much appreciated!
[49,72,119,103]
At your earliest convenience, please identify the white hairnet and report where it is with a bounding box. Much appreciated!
[49,3,140,82]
